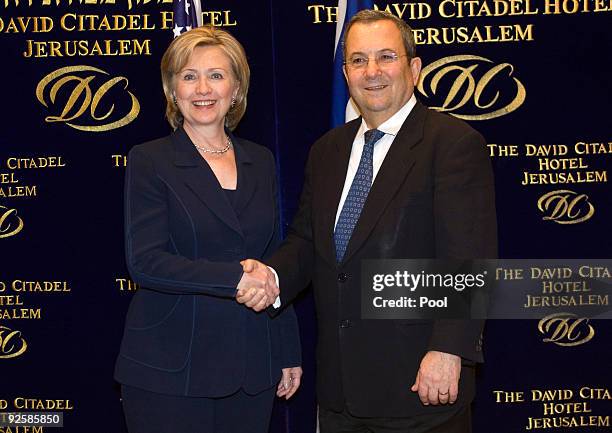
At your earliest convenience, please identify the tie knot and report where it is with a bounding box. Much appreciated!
[364,129,385,148]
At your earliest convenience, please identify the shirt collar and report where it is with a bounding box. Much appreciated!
[357,94,417,139]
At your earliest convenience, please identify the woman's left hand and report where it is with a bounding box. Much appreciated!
[276,366,303,400]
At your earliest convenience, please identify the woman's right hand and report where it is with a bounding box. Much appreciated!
[236,260,279,311]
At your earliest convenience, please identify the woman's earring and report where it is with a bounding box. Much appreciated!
[172,93,178,106]
[230,97,236,109]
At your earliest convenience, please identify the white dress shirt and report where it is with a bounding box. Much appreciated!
[272,95,417,308]
[334,95,417,228]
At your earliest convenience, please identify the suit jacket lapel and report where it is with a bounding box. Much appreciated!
[317,119,361,267]
[341,102,427,264]
[230,132,257,218]
[172,127,244,238]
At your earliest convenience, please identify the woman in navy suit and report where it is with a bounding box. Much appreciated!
[115,27,302,433]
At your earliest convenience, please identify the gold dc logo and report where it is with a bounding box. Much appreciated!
[0,205,24,238]
[417,55,526,121]
[0,326,28,359]
[538,313,594,347]
[537,190,595,224]
[36,65,140,132]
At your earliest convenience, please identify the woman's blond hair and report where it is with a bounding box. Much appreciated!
[161,26,250,130]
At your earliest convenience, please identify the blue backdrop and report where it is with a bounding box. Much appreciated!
[1,1,611,432]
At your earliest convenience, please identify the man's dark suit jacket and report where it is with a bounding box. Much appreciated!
[115,127,300,397]
[268,101,497,417]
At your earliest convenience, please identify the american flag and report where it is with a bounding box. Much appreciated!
[173,0,203,37]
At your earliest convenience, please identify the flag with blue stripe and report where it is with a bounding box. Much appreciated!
[331,0,374,127]
[173,0,203,38]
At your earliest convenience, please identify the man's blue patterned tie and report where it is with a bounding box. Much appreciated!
[334,129,385,263]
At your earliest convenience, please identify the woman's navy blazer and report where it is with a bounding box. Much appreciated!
[115,127,301,397]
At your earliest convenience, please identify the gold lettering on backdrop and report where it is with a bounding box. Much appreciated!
[0,278,70,344]
[0,308,42,319]
[160,11,173,29]
[0,16,53,33]
[306,1,612,21]
[23,39,151,57]
[11,280,71,292]
[0,279,71,356]
[494,385,611,430]
[541,401,592,416]
[524,293,608,308]
[578,266,612,278]
[495,267,524,280]
[417,55,526,120]
[6,156,66,169]
[544,0,612,14]
[127,0,172,10]
[412,24,534,45]
[116,278,139,291]
[0,325,27,359]
[43,0,116,5]
[525,143,568,156]
[492,142,611,186]
[522,170,607,185]
[536,190,595,224]
[499,263,612,338]
[487,143,520,156]
[0,295,24,305]
[305,1,612,47]
[439,0,540,17]
[201,10,237,26]
[308,2,540,22]
[111,154,127,167]
[158,10,237,29]
[1,0,127,7]
[0,173,18,183]
[0,156,64,200]
[493,390,526,403]
[375,2,432,19]
[579,388,612,400]
[59,14,155,31]
[0,185,37,198]
[575,141,612,154]
[307,5,337,23]
[530,267,573,280]
[488,141,609,218]
[13,398,74,410]
[537,313,594,346]
[0,205,24,238]
[526,415,610,429]
[531,389,574,401]
[36,65,140,132]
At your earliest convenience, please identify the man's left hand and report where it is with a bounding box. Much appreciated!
[411,350,461,406]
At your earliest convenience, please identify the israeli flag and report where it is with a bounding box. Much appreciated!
[331,0,374,127]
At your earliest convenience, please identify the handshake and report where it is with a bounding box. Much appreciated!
[236,259,279,312]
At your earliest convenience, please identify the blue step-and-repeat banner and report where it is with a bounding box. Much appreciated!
[1,1,611,432]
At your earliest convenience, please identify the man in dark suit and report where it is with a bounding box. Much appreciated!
[240,9,496,433]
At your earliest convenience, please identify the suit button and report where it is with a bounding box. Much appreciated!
[337,273,348,283]
[340,320,352,328]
